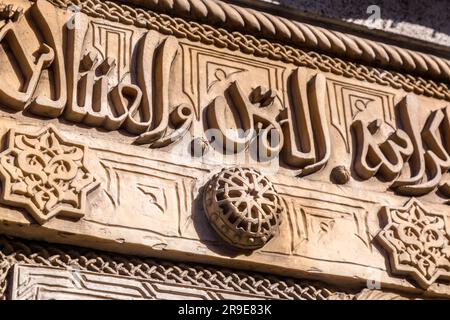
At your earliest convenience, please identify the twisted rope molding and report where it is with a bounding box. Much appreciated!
[0,236,349,300]
[47,0,450,102]
[112,0,450,83]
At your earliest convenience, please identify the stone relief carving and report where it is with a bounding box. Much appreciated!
[0,125,99,224]
[100,0,449,86]
[0,3,22,21]
[0,0,449,195]
[96,154,196,239]
[0,0,448,297]
[352,94,450,197]
[12,264,286,300]
[206,81,284,156]
[377,198,450,289]
[203,167,283,249]
[280,71,330,176]
[179,41,287,121]
[0,235,350,300]
[0,0,194,147]
[203,66,331,176]
[1,235,425,300]
[327,79,396,153]
[281,189,373,257]
[46,0,450,102]
[8,264,419,300]
[0,0,66,116]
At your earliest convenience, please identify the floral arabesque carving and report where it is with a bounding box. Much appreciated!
[0,125,99,224]
[378,198,450,289]
[203,167,283,249]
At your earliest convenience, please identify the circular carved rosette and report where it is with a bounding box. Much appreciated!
[203,167,283,250]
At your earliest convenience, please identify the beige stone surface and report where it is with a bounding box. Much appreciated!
[9,264,272,300]
[0,0,448,299]
[1,236,421,300]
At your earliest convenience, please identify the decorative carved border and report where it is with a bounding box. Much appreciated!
[47,0,450,102]
[106,0,450,83]
[0,235,420,300]
[0,235,348,300]
[0,0,444,301]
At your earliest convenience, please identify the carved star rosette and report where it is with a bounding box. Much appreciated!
[203,167,283,250]
[0,125,99,224]
[377,198,450,289]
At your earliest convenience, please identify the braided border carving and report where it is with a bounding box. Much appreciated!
[47,0,450,102]
[0,236,350,300]
[57,0,450,83]
[0,250,8,299]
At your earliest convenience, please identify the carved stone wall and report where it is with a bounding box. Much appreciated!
[0,235,417,300]
[0,0,448,300]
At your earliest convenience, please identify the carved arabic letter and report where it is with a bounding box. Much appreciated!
[135,34,180,144]
[206,81,283,155]
[108,83,143,131]
[281,69,315,169]
[301,73,331,175]
[206,82,254,153]
[0,15,54,110]
[82,57,117,127]
[248,86,284,159]
[281,69,330,176]
[391,95,427,194]
[351,119,413,181]
[125,31,158,134]
[76,51,99,122]
[28,0,67,117]
[395,107,450,196]
[65,12,90,122]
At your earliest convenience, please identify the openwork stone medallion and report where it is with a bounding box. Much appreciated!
[203,167,283,249]
[0,125,99,224]
[377,198,450,289]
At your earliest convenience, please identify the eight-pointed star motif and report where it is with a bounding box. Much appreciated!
[377,198,450,289]
[0,125,99,224]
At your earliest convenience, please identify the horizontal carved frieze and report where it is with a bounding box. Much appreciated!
[51,0,450,84]
[0,0,449,296]
[46,0,450,102]
[0,235,420,300]
[0,1,449,200]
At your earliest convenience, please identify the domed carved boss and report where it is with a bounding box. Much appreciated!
[203,167,283,249]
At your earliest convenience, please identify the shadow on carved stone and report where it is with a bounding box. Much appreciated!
[203,167,283,250]
[377,198,450,289]
[0,125,99,224]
